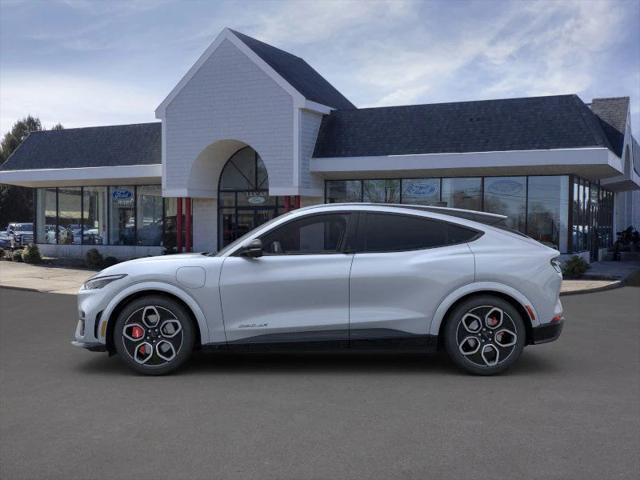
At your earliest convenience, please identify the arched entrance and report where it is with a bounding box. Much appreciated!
[218,146,283,247]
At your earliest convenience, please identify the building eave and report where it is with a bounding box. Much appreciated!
[0,164,162,188]
[311,147,628,183]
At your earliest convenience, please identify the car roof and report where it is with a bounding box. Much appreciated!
[301,203,507,225]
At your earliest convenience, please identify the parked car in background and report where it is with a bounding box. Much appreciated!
[73,204,564,376]
[0,230,11,249]
[5,223,34,249]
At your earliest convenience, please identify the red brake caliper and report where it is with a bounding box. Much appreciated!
[132,326,144,339]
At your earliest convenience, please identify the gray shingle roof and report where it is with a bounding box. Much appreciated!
[590,97,629,157]
[0,122,161,171]
[313,95,616,158]
[230,29,355,111]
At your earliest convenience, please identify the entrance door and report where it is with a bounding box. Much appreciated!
[218,147,281,248]
[220,212,354,344]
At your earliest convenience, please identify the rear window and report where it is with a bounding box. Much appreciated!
[361,213,479,253]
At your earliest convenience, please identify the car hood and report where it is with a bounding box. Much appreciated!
[96,252,211,277]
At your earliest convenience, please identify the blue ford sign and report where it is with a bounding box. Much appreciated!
[112,189,133,200]
[405,181,438,197]
[488,179,523,195]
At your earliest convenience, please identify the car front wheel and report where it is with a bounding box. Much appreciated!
[114,295,195,375]
[444,295,526,375]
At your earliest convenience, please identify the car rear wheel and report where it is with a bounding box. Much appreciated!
[114,295,195,375]
[444,295,526,375]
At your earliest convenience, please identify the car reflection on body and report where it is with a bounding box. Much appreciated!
[72,204,564,376]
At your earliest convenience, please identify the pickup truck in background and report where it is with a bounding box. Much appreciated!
[4,223,34,249]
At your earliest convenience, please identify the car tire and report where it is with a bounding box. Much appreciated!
[444,295,526,375]
[114,295,195,375]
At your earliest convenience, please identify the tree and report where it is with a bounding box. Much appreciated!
[0,116,63,228]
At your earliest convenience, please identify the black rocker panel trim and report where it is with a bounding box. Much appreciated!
[205,329,438,353]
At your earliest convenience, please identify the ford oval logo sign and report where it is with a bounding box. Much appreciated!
[112,189,133,200]
[488,180,523,195]
[247,195,266,205]
[405,182,438,197]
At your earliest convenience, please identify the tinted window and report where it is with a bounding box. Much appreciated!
[261,213,350,255]
[362,213,477,252]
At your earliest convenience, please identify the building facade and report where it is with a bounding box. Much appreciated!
[1,28,638,260]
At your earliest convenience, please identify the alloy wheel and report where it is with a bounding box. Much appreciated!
[121,305,184,367]
[456,305,518,368]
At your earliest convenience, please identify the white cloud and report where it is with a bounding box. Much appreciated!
[250,0,412,45]
[346,0,627,107]
[0,72,158,132]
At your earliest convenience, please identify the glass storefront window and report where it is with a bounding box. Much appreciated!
[109,186,136,245]
[36,188,57,244]
[483,177,526,232]
[527,176,569,251]
[441,178,482,210]
[362,179,400,203]
[136,186,163,246]
[401,178,441,205]
[57,188,82,245]
[326,180,362,203]
[82,187,107,245]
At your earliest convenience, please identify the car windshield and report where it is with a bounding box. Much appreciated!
[13,224,33,231]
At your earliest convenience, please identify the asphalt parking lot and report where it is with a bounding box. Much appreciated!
[1,287,638,480]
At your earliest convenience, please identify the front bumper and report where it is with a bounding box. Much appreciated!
[71,340,107,352]
[532,319,564,344]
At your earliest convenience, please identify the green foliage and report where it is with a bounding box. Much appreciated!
[85,248,104,269]
[0,116,63,228]
[102,256,119,268]
[562,255,590,277]
[21,244,42,264]
[11,250,23,262]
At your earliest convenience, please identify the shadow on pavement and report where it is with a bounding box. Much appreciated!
[73,348,560,377]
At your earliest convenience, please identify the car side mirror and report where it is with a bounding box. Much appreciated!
[240,238,263,258]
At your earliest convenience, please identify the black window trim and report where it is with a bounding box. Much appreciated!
[237,211,356,257]
[354,211,483,254]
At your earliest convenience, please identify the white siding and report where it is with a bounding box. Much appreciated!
[163,39,294,196]
[299,109,324,194]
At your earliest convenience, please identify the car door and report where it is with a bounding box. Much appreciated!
[220,212,355,344]
[349,211,477,343]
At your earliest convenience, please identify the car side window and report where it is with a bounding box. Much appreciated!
[260,213,351,255]
[362,212,478,253]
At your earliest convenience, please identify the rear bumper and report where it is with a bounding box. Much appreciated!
[531,319,564,344]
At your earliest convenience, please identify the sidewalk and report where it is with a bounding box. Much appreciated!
[1,259,638,296]
[0,261,94,295]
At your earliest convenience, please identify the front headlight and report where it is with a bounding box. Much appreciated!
[82,274,127,290]
[551,258,562,274]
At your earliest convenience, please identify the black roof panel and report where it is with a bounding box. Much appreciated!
[230,29,355,111]
[0,122,161,171]
[314,94,615,158]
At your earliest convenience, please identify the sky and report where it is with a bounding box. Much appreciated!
[1,0,639,138]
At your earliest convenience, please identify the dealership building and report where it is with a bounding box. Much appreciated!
[1,28,638,260]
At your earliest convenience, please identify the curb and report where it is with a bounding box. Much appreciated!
[560,280,623,296]
[0,285,42,293]
[0,285,77,295]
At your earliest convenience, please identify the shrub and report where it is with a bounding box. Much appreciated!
[562,255,590,278]
[102,256,119,268]
[11,250,24,262]
[0,249,5,260]
[85,248,104,269]
[21,244,42,264]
